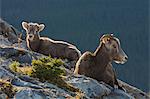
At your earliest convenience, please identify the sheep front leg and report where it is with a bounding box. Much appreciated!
[113,68,126,92]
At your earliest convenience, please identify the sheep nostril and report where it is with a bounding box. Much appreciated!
[29,35,32,38]
[125,56,128,60]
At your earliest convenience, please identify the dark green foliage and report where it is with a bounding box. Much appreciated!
[31,56,80,93]
[9,56,81,94]
[31,56,65,81]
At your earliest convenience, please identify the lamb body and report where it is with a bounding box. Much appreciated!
[22,22,81,61]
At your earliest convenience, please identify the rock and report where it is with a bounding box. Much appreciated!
[15,88,47,99]
[0,66,15,81]
[40,83,77,98]
[0,18,19,43]
[118,80,150,99]
[0,35,12,47]
[103,89,134,99]
[12,77,43,89]
[0,93,8,99]
[0,46,43,64]
[66,75,111,98]
[0,18,27,49]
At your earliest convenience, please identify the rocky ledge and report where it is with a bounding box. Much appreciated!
[0,18,149,99]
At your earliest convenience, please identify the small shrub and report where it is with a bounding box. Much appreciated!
[9,61,20,72]
[0,79,17,98]
[9,57,82,95]
[31,57,80,93]
[31,56,65,81]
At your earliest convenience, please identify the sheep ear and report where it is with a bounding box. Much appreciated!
[38,24,45,32]
[22,21,28,31]
[100,34,111,44]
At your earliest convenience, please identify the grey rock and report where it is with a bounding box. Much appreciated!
[118,80,150,99]
[0,18,19,43]
[66,75,111,98]
[12,78,43,89]
[15,88,47,99]
[0,46,43,64]
[0,35,12,47]
[0,93,7,99]
[0,66,15,81]
[103,89,134,99]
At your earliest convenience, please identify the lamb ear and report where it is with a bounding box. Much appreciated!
[101,38,106,44]
[38,24,45,32]
[22,21,28,31]
[100,34,106,42]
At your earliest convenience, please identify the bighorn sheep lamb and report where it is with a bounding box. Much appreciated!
[74,34,128,90]
[22,21,81,61]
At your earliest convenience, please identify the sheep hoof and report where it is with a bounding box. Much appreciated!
[118,86,126,92]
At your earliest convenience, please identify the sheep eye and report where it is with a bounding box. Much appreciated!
[113,45,116,48]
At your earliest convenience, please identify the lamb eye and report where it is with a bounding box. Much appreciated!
[106,38,110,42]
[36,29,38,32]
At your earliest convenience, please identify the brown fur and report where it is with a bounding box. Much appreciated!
[74,34,128,89]
[22,22,81,61]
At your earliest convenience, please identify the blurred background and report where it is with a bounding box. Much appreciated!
[1,0,149,92]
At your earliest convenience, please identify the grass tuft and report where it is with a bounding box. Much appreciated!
[9,61,20,72]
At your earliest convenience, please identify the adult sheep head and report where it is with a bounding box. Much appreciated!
[100,34,128,64]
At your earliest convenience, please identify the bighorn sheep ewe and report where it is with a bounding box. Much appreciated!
[22,21,81,61]
[74,34,128,90]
